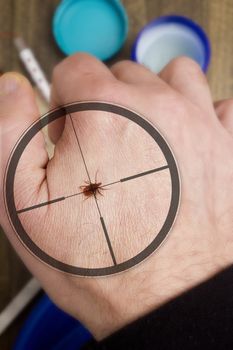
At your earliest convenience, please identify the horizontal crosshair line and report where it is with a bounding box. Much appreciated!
[101,165,169,188]
[17,164,169,214]
[120,165,169,183]
[17,197,66,214]
[16,193,83,214]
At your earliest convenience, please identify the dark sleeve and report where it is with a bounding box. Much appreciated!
[83,265,233,350]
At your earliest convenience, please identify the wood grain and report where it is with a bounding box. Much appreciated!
[0,0,233,348]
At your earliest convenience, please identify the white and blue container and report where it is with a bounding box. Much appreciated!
[131,15,211,73]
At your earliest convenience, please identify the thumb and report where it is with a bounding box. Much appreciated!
[0,72,48,225]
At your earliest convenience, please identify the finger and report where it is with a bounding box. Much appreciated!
[159,56,215,115]
[110,60,165,86]
[214,99,233,136]
[0,73,48,218]
[49,53,117,143]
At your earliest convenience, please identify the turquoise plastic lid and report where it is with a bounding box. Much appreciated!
[53,0,128,60]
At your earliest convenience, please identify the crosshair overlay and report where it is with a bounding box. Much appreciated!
[4,102,180,277]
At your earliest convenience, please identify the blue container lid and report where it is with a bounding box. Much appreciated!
[53,0,128,60]
[13,294,92,350]
[131,15,211,73]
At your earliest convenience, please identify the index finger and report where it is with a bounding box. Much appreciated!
[49,53,117,143]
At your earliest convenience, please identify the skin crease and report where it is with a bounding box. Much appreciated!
[0,55,233,340]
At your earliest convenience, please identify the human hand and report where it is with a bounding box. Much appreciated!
[0,55,232,339]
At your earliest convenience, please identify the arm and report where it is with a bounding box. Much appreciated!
[84,265,233,349]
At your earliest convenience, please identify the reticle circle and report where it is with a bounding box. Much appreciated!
[4,102,180,276]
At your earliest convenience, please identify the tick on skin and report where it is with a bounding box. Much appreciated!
[80,173,106,199]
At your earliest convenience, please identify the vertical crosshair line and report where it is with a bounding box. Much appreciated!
[68,114,117,265]
[69,114,92,184]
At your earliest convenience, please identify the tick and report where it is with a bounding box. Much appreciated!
[80,173,106,199]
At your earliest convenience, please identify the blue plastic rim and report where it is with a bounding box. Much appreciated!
[53,0,128,60]
[131,15,211,73]
[13,294,92,350]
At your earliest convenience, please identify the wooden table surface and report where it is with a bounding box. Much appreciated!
[0,0,233,348]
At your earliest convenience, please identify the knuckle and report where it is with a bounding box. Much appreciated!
[111,60,134,77]
[169,56,203,76]
[88,80,121,100]
[52,53,101,83]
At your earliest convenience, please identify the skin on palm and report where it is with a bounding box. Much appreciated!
[0,55,232,340]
